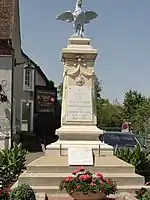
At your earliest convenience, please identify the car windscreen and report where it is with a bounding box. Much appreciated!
[103,133,137,147]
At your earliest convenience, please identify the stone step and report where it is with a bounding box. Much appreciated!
[30,185,149,194]
[27,165,134,174]
[18,172,144,187]
[27,155,135,174]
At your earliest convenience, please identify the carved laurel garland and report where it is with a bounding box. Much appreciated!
[63,57,94,87]
[63,62,94,78]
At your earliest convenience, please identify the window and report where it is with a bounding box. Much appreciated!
[23,65,34,91]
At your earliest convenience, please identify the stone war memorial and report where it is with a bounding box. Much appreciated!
[15,0,146,198]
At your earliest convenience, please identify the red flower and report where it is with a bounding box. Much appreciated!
[78,166,85,172]
[91,183,96,187]
[96,172,104,181]
[65,176,73,182]
[139,191,143,196]
[100,181,104,185]
[108,179,113,185]
[92,179,96,183]
[0,189,3,195]
[72,169,79,175]
[79,174,90,181]
[77,185,80,190]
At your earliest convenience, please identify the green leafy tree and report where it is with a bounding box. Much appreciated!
[123,90,150,133]
[94,74,102,100]
[57,82,63,101]
[97,102,123,130]
[48,80,55,87]
[123,90,146,123]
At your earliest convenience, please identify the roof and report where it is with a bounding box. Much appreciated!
[21,50,49,85]
[0,0,16,39]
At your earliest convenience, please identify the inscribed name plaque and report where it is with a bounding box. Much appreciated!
[68,147,93,166]
[66,86,93,122]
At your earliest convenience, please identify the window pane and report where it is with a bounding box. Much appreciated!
[24,68,33,89]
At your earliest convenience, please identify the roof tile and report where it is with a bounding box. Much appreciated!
[0,0,16,38]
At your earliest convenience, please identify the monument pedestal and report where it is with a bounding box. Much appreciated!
[46,140,113,156]
[14,37,146,196]
[46,37,113,155]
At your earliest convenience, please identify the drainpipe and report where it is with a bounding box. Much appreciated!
[10,49,15,148]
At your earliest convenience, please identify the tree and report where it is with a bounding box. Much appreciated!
[97,102,123,130]
[48,80,55,87]
[94,74,101,100]
[123,90,146,122]
[57,82,63,101]
[123,90,150,134]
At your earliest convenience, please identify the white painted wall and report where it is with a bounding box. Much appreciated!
[0,56,13,148]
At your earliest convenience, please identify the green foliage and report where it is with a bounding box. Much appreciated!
[48,80,55,87]
[59,166,117,196]
[142,189,150,200]
[94,74,102,100]
[136,188,150,200]
[0,180,10,200]
[123,90,150,133]
[0,188,10,200]
[97,102,123,130]
[0,143,27,187]
[115,144,150,181]
[57,82,63,101]
[10,184,36,200]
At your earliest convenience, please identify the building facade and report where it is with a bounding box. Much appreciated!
[0,0,49,138]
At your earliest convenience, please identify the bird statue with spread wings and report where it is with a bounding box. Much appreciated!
[56,0,98,37]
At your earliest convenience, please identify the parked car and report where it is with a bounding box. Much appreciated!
[99,131,146,151]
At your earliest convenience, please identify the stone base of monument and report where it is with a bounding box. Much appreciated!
[54,125,103,141]
[14,153,146,195]
[12,34,148,196]
[46,122,113,156]
[46,140,113,156]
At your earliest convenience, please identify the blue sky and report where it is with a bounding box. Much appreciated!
[19,0,150,102]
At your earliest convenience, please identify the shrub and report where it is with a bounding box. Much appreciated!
[114,144,150,182]
[0,142,27,187]
[10,184,36,200]
[142,189,150,200]
[136,188,150,200]
[0,180,10,200]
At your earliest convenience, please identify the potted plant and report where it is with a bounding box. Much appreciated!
[59,166,117,200]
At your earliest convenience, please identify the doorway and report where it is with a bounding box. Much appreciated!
[21,100,33,132]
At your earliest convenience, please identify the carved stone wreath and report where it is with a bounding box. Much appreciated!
[75,75,85,86]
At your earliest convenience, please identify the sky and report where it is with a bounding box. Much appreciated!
[19,0,150,103]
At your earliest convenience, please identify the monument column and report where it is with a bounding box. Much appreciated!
[46,37,113,156]
[46,0,113,155]
[57,37,103,141]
